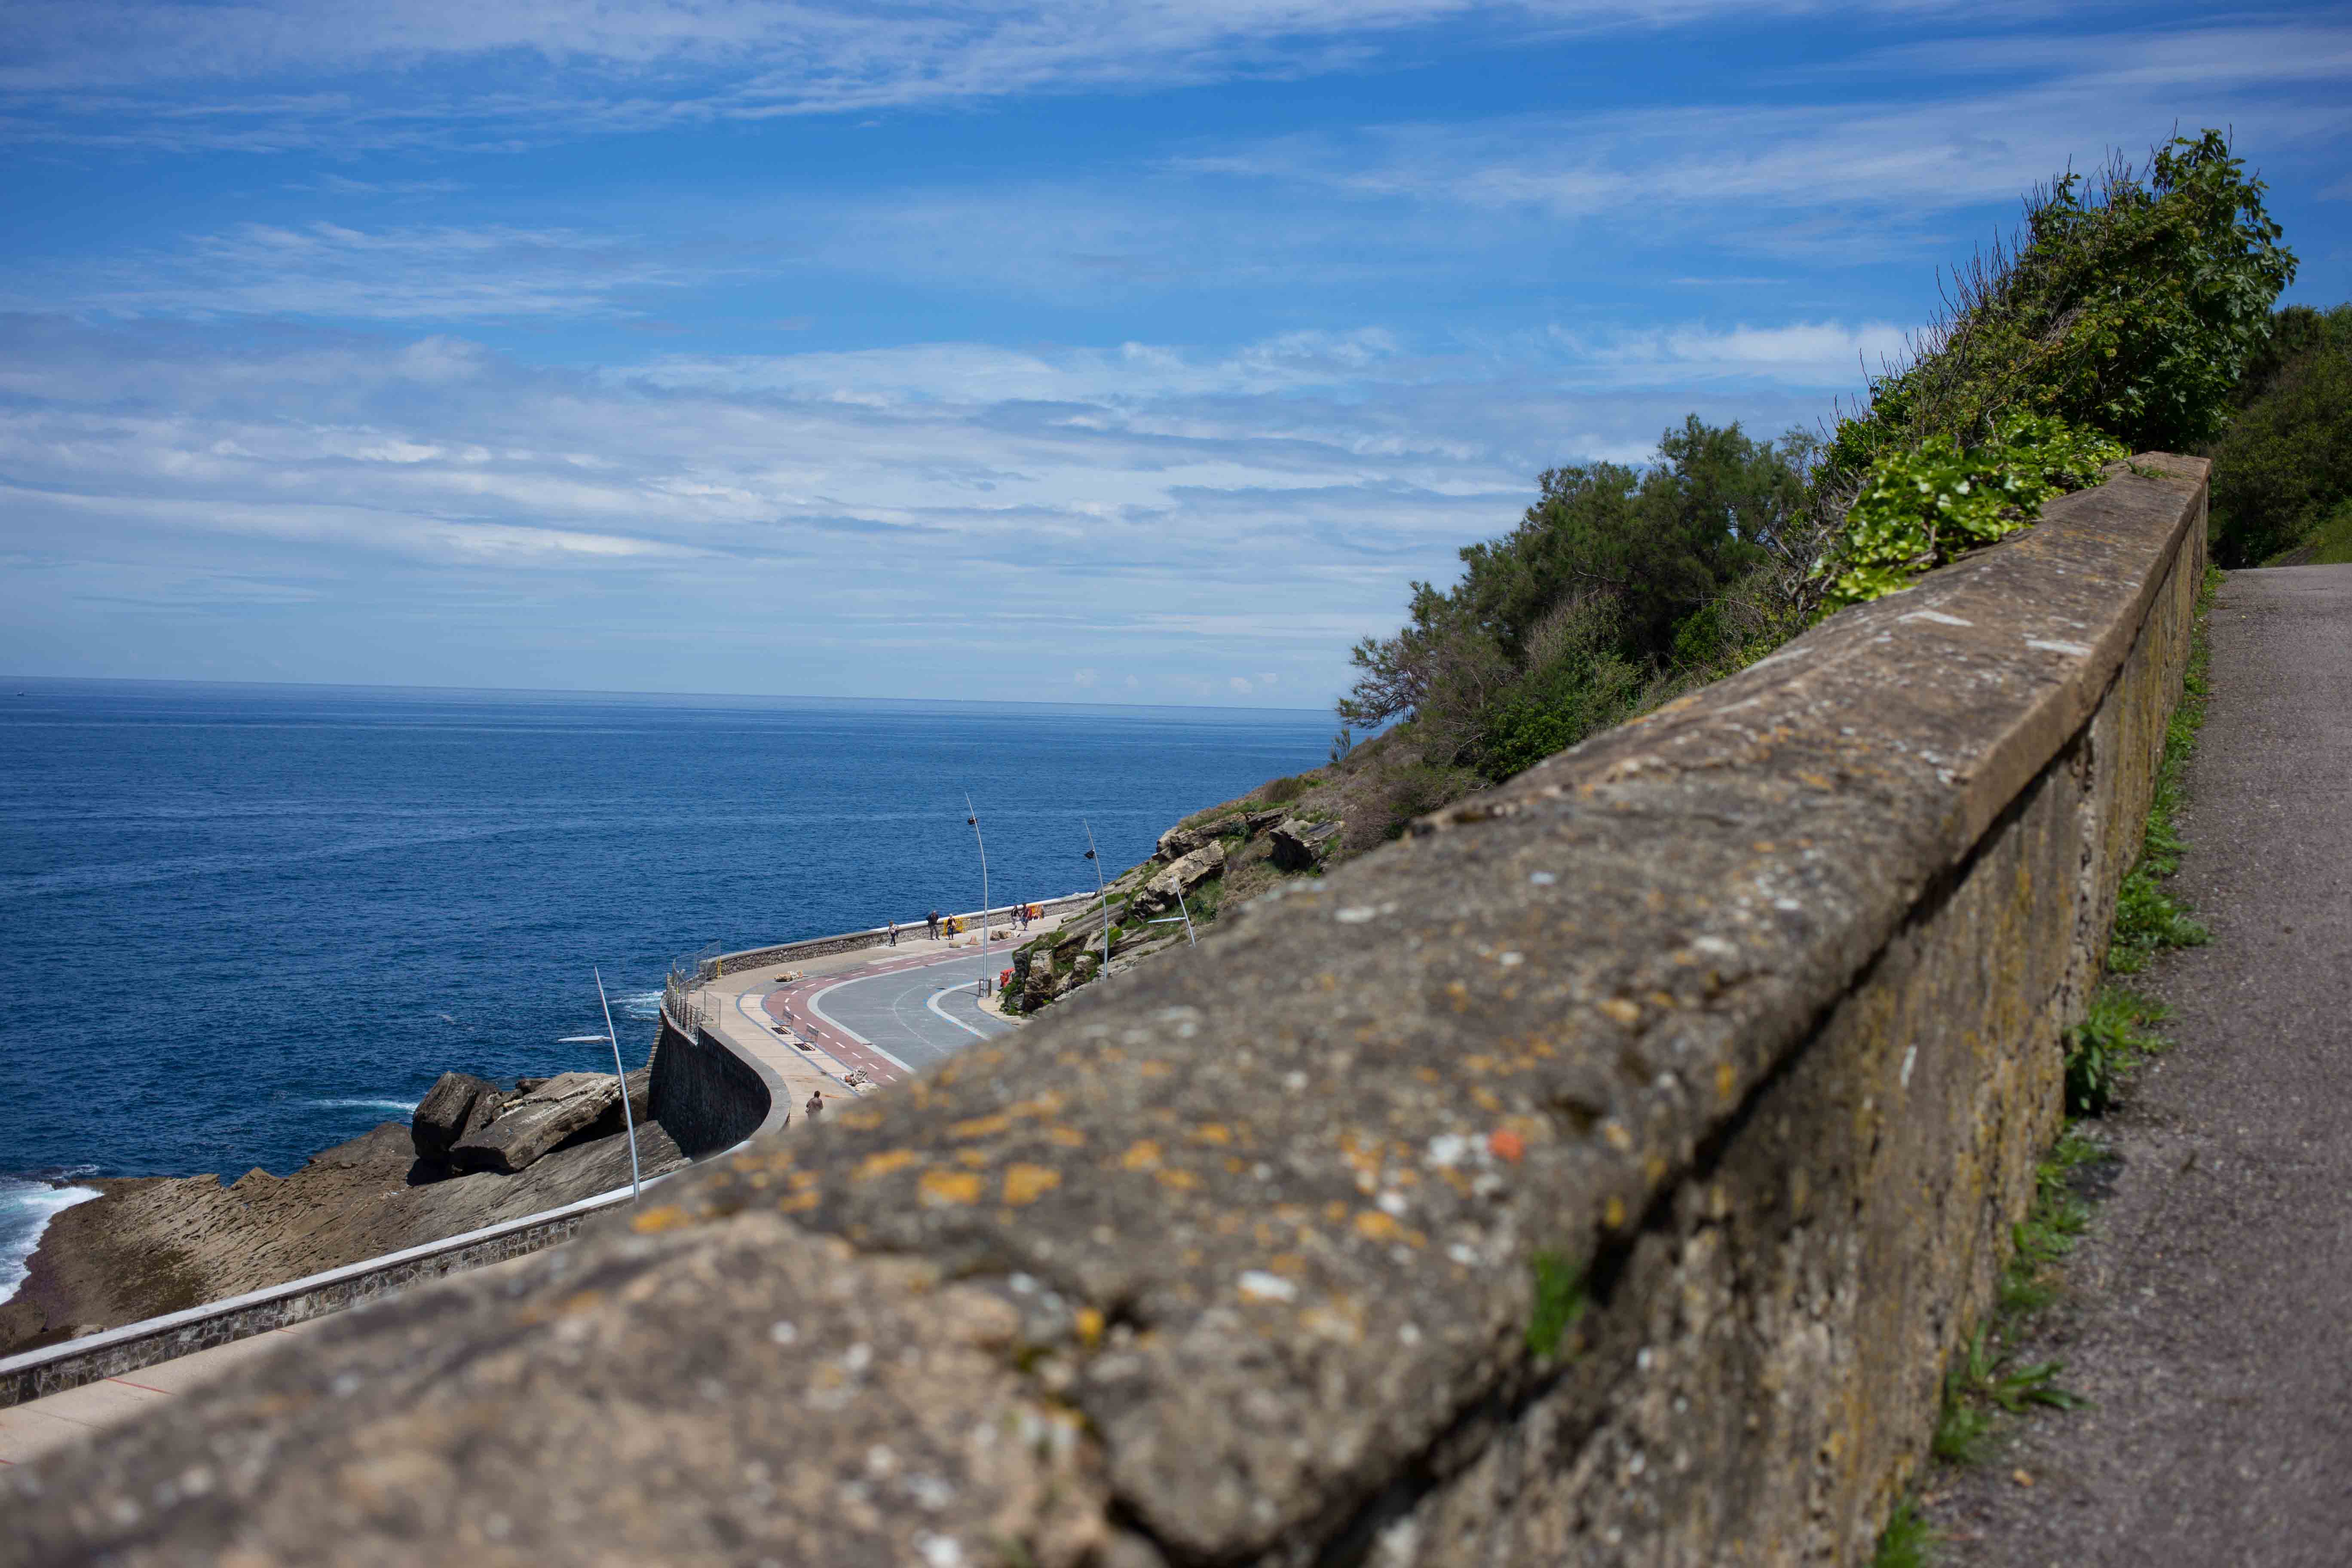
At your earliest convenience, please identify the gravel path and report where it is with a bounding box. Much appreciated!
[1931,563,2352,1566]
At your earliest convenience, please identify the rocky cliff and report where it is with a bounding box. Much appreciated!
[0,1070,680,1357]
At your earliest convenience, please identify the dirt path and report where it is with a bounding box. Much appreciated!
[1932,563,2352,1565]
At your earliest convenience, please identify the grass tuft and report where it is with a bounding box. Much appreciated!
[1525,1251,1586,1359]
[1873,1499,1936,1568]
[2063,986,2170,1116]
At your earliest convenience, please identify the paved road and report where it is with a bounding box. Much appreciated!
[1937,563,2352,1565]
[761,946,1016,1087]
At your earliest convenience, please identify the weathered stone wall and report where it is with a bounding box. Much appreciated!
[0,459,2208,1568]
[646,1008,778,1156]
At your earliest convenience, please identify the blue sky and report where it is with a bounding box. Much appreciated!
[3,3,2346,708]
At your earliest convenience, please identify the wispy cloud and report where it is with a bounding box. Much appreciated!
[0,0,2118,155]
[1175,23,2352,244]
[0,314,1864,692]
[9,220,721,322]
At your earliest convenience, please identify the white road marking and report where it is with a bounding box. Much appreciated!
[926,983,992,1039]
[808,977,916,1072]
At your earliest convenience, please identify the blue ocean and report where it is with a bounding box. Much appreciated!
[0,678,1329,1284]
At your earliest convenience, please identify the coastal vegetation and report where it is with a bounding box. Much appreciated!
[1017,133,2323,1036]
[2204,302,2352,565]
[1319,130,2292,846]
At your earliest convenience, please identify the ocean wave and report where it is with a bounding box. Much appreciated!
[615,991,662,1021]
[304,1098,420,1113]
[556,1035,615,1044]
[0,1176,102,1305]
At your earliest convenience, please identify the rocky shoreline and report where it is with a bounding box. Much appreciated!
[0,1067,682,1359]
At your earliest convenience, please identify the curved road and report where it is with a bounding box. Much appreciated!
[760,946,1015,1088]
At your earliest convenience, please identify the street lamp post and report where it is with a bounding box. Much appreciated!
[1082,819,1111,971]
[966,793,989,990]
[592,966,642,1200]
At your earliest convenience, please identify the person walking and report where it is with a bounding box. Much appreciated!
[927,909,940,940]
[805,1090,824,1121]
[888,918,898,948]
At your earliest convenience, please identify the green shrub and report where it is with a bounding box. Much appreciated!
[1829,132,2294,472]
[2206,303,2352,565]
[1259,773,1313,806]
[1818,414,2125,608]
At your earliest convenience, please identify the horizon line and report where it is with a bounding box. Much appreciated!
[0,672,1335,719]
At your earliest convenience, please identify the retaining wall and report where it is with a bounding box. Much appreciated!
[646,1007,780,1156]
[0,457,2209,1568]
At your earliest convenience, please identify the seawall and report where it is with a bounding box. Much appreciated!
[647,891,1102,1155]
[0,457,2208,1566]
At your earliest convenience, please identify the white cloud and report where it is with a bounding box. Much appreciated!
[1175,27,2352,242]
[6,221,716,323]
[0,0,2018,152]
[0,312,1884,698]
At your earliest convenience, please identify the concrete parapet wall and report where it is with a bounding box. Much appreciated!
[0,458,2209,1567]
[0,1186,637,1413]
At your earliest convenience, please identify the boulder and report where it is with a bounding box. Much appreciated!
[447,1072,620,1176]
[1269,817,1343,872]
[1051,903,1116,957]
[1242,808,1288,835]
[1133,840,1225,917]
[1155,822,1211,861]
[579,1066,653,1143]
[458,1088,506,1142]
[411,1071,501,1161]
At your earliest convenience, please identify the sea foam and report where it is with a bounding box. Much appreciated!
[0,1176,102,1305]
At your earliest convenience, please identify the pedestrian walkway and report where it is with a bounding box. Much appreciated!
[1935,563,2352,1564]
[0,1322,325,1468]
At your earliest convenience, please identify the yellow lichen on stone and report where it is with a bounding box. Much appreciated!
[1002,1164,1062,1205]
[855,1148,923,1182]
[1075,1306,1104,1348]
[1047,1125,1087,1147]
[947,1113,1013,1140]
[1155,1167,1199,1191]
[1121,1139,1162,1170]
[630,1204,693,1234]
[1354,1210,1402,1242]
[836,1109,883,1130]
[1604,1196,1627,1228]
[919,1168,984,1206]
[1189,1123,1232,1145]
[1597,997,1642,1026]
